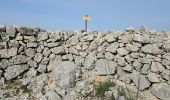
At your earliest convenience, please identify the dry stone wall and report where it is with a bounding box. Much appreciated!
[0,25,170,100]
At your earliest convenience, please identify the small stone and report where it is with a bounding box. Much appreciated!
[0,70,2,78]
[37,45,44,53]
[62,54,73,61]
[13,55,30,64]
[38,64,46,73]
[130,70,151,90]
[51,46,65,55]
[141,64,150,75]
[141,44,162,55]
[106,42,119,53]
[147,72,160,83]
[37,32,48,41]
[6,25,16,37]
[25,48,36,58]
[52,61,78,88]
[0,48,18,58]
[161,69,170,81]
[151,83,170,100]
[47,55,62,72]
[151,62,164,73]
[117,47,129,56]
[27,42,38,48]
[26,68,37,78]
[4,64,29,80]
[126,43,139,52]
[0,59,11,69]
[42,47,51,57]
[34,53,43,63]
[27,60,38,68]
[84,52,96,69]
[162,53,170,61]
[104,34,116,43]
[105,52,114,60]
[123,65,133,72]
[41,57,49,65]
[95,59,117,75]
[69,47,79,55]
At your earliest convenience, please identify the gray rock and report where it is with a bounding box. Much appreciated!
[0,70,2,78]
[23,36,36,42]
[37,32,49,41]
[27,42,38,48]
[62,54,73,61]
[47,55,62,72]
[37,45,44,53]
[19,27,35,35]
[126,43,139,52]
[163,43,170,52]
[25,48,36,58]
[105,52,114,60]
[0,59,11,69]
[38,64,46,73]
[82,34,94,41]
[147,72,160,82]
[95,59,117,75]
[51,46,65,55]
[141,44,162,55]
[6,25,16,37]
[123,65,133,72]
[117,47,129,56]
[74,56,84,66]
[151,62,164,73]
[26,68,37,78]
[69,47,79,55]
[46,42,61,48]
[45,90,62,100]
[4,64,29,80]
[41,57,49,65]
[133,34,150,43]
[161,69,170,81]
[141,64,150,75]
[68,35,79,46]
[104,34,116,43]
[162,59,170,69]
[84,52,96,69]
[151,83,170,100]
[13,55,30,64]
[34,53,43,63]
[119,34,134,43]
[0,25,5,32]
[88,40,98,52]
[52,61,78,88]
[42,47,51,57]
[106,42,119,53]
[0,48,18,58]
[162,53,170,61]
[27,60,38,68]
[130,70,151,90]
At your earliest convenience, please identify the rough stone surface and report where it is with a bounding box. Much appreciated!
[141,44,162,55]
[52,61,78,88]
[117,47,129,56]
[51,46,65,55]
[130,70,151,90]
[0,48,18,58]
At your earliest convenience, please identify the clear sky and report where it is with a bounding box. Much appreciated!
[0,0,169,31]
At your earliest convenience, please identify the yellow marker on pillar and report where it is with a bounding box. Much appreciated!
[83,15,91,32]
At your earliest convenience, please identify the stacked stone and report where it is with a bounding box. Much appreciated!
[0,25,170,100]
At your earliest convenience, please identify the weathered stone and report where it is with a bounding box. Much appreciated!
[27,60,38,68]
[163,43,170,52]
[130,70,151,90]
[161,69,170,81]
[62,54,73,61]
[104,34,116,43]
[47,55,62,72]
[41,57,49,65]
[19,27,36,36]
[117,47,129,56]
[162,53,170,61]
[133,34,150,43]
[74,56,84,66]
[123,65,133,72]
[95,59,117,75]
[0,48,17,58]
[0,25,5,32]
[69,47,79,55]
[106,42,119,53]
[68,35,79,46]
[13,55,30,64]
[141,44,162,55]
[37,32,48,41]
[25,48,36,58]
[45,90,62,100]
[84,52,96,69]
[88,40,98,52]
[0,59,11,69]
[151,62,164,73]
[126,43,139,52]
[141,64,150,75]
[38,64,46,73]
[119,34,134,43]
[162,59,170,69]
[151,83,170,100]
[0,70,2,78]
[82,34,94,41]
[26,68,37,78]
[6,25,16,37]
[50,46,65,55]
[23,36,36,42]
[52,61,78,88]
[147,72,160,82]
[105,52,114,60]
[37,45,44,53]
[27,42,38,48]
[4,64,29,80]
[42,47,51,57]
[34,53,43,63]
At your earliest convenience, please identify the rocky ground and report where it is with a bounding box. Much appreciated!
[0,25,170,100]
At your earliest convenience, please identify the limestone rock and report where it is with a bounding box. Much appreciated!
[45,90,62,100]
[106,42,119,53]
[0,48,18,58]
[38,64,46,73]
[34,53,43,63]
[117,47,129,56]
[27,60,38,68]
[4,64,29,80]
[147,72,160,83]
[151,83,170,100]
[123,65,133,72]
[95,59,117,75]
[51,46,65,55]
[69,47,79,55]
[25,48,36,58]
[62,54,73,61]
[105,52,114,60]
[141,44,162,55]
[37,32,48,41]
[6,25,16,37]
[52,61,78,88]
[0,59,11,69]
[84,52,96,69]
[47,55,62,72]
[130,70,151,90]
[162,53,170,61]
[151,62,164,73]
[104,34,116,43]
[13,55,30,64]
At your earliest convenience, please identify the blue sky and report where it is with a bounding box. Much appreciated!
[0,0,169,31]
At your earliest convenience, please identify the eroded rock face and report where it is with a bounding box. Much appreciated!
[52,61,78,88]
